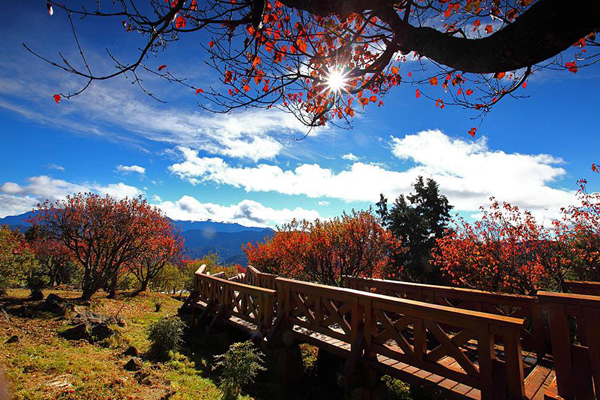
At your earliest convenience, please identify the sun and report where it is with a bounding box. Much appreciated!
[324,68,349,94]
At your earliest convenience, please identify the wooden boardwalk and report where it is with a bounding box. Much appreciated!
[187,266,600,400]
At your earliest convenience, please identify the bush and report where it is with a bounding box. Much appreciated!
[381,375,412,400]
[215,340,266,399]
[148,316,186,360]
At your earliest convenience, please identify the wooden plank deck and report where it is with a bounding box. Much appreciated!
[192,299,556,400]
[189,272,600,400]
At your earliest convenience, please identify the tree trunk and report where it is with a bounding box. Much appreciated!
[108,273,118,299]
[140,280,149,293]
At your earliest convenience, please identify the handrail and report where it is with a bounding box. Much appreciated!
[245,264,278,289]
[344,276,547,357]
[564,279,600,296]
[538,291,600,399]
[194,271,276,331]
[276,277,525,399]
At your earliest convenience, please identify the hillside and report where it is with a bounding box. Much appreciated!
[0,212,273,265]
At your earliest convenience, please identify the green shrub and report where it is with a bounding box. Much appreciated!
[215,340,266,399]
[148,315,186,360]
[381,375,412,400]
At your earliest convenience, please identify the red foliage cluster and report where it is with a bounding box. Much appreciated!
[244,210,401,286]
[30,193,181,300]
[433,183,600,294]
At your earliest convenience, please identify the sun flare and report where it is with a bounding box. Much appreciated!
[324,68,348,94]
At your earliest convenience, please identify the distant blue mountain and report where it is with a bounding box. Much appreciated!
[0,212,273,265]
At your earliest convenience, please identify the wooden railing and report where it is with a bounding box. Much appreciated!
[344,276,547,357]
[538,291,600,400]
[194,270,276,331]
[564,280,600,296]
[276,277,526,399]
[245,265,278,290]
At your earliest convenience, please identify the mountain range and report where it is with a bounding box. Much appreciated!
[0,211,273,265]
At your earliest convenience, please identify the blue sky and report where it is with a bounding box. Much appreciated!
[1,2,599,227]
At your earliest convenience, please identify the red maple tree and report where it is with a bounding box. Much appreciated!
[30,193,177,300]
[244,210,401,286]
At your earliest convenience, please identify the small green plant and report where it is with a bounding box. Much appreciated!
[148,315,186,360]
[381,375,412,400]
[215,340,266,399]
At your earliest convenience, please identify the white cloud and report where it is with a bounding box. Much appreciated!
[0,195,39,218]
[318,201,330,206]
[168,130,576,219]
[47,164,65,171]
[117,164,146,175]
[94,183,143,199]
[156,196,321,227]
[342,153,359,161]
[0,62,320,162]
[0,175,143,217]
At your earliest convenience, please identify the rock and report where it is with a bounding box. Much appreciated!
[16,305,34,318]
[91,322,115,342]
[5,335,19,344]
[123,346,140,357]
[30,291,44,301]
[124,357,144,372]
[60,323,90,341]
[42,294,69,315]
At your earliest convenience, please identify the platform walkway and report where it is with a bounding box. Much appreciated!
[185,266,600,400]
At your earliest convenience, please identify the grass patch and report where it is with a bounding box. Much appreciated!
[0,289,221,400]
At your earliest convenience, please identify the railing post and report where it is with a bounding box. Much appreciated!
[363,299,373,359]
[413,317,426,361]
[503,326,525,399]
[263,293,274,330]
[546,302,574,399]
[530,301,547,358]
[477,324,495,400]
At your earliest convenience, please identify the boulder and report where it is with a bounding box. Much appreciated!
[60,323,90,341]
[16,305,34,318]
[5,335,19,344]
[124,357,144,372]
[42,294,69,315]
[30,291,44,301]
[90,322,115,342]
[123,346,140,357]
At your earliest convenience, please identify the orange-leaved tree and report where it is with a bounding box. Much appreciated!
[36,0,599,133]
[244,210,401,286]
[431,198,568,294]
[30,193,176,300]
[25,225,76,288]
[129,224,183,292]
[554,180,600,282]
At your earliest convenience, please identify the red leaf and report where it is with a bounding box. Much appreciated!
[243,84,250,92]
[195,88,204,94]
[429,77,438,86]
[369,95,377,103]
[415,89,420,98]
[295,38,307,53]
[468,127,477,138]
[465,89,474,95]
[391,66,399,75]
[485,25,493,34]
[190,0,198,10]
[47,3,54,16]
[209,41,215,48]
[522,81,527,89]
[494,72,505,79]
[224,70,233,83]
[158,64,167,71]
[175,15,187,29]
[53,94,61,105]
